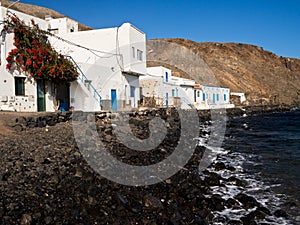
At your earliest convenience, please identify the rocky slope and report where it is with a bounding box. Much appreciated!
[0,111,294,224]
[147,39,300,106]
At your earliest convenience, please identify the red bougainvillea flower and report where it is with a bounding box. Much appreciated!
[26,59,32,65]
[4,14,78,82]
[6,56,12,62]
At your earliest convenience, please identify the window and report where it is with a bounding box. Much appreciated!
[15,77,25,96]
[197,91,200,98]
[165,72,169,82]
[217,93,219,101]
[137,49,143,61]
[213,93,216,104]
[132,47,135,58]
[202,93,206,101]
[224,94,227,101]
[130,86,135,97]
[172,89,175,97]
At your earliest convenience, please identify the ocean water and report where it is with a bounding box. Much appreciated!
[200,109,300,224]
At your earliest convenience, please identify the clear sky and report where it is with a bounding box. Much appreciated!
[16,0,300,59]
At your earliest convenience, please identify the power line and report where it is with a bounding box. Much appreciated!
[4,11,123,60]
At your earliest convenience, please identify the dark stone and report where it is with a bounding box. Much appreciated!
[235,193,260,209]
[143,195,164,210]
[203,194,225,211]
[248,208,268,220]
[213,162,226,171]
[204,172,222,186]
[225,198,240,208]
[240,214,257,225]
[37,120,46,128]
[257,206,271,216]
[227,176,248,187]
[274,209,288,218]
[227,220,243,225]
[20,214,32,225]
[213,215,228,223]
[47,120,57,126]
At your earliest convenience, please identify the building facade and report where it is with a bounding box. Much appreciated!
[50,22,146,111]
[140,66,234,109]
[0,4,146,112]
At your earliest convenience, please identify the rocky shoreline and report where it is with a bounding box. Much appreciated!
[0,105,297,224]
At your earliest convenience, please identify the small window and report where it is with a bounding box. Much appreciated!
[197,91,200,98]
[224,94,227,101]
[165,72,168,82]
[15,77,25,96]
[130,86,135,97]
[132,47,135,58]
[217,94,219,101]
[172,89,175,97]
[202,93,206,101]
[137,49,143,61]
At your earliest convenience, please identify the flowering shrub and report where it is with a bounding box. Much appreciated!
[4,15,79,82]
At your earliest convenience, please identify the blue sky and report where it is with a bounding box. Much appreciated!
[17,0,300,59]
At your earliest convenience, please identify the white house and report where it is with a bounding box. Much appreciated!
[140,66,235,109]
[141,66,197,109]
[199,85,235,109]
[0,3,146,112]
[0,5,58,112]
[50,22,146,111]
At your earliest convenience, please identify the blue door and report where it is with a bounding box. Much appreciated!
[111,89,117,111]
[166,92,169,107]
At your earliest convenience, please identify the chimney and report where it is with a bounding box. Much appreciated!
[45,15,55,21]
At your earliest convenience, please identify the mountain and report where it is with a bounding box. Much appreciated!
[147,38,300,106]
[0,0,92,31]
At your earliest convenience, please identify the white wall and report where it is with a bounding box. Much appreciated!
[0,6,86,112]
[50,22,146,111]
[46,17,78,34]
[201,86,234,109]
[142,67,196,108]
[0,6,55,112]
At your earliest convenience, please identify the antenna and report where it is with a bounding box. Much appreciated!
[6,0,20,16]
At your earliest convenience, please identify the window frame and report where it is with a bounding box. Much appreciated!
[15,77,26,96]
[137,49,143,61]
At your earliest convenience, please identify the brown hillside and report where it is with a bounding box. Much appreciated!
[147,38,300,106]
[0,0,92,31]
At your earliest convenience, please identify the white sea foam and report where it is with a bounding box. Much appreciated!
[197,123,294,224]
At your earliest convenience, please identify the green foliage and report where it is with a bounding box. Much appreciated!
[4,14,79,82]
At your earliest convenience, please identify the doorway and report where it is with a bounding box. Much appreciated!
[56,82,70,111]
[111,89,117,111]
[37,79,46,112]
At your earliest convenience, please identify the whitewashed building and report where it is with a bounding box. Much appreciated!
[140,66,234,109]
[51,22,146,111]
[0,4,146,112]
[0,5,57,112]
[199,85,234,109]
[140,66,196,109]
